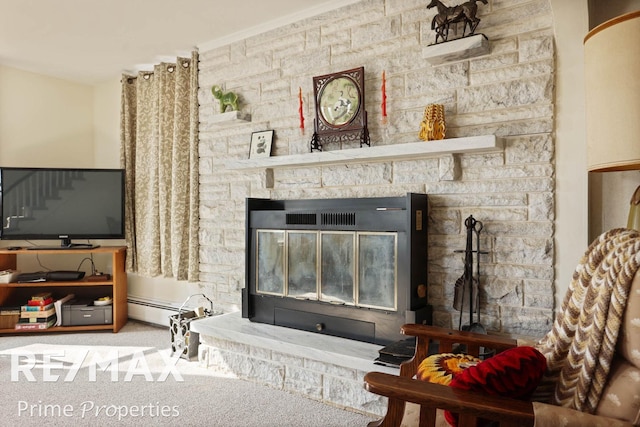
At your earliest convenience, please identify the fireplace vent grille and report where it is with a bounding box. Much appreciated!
[321,212,356,226]
[286,213,317,225]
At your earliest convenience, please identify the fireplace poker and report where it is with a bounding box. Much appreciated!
[472,219,485,333]
[456,215,486,334]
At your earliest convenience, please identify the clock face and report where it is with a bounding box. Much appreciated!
[318,76,361,127]
[310,67,368,152]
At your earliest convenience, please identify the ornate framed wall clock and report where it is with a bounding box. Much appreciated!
[310,67,370,152]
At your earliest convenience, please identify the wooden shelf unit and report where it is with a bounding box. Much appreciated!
[0,246,127,334]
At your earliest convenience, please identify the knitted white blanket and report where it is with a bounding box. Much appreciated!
[534,228,640,412]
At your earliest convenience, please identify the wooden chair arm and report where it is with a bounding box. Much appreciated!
[397,324,519,378]
[401,323,518,351]
[364,371,535,427]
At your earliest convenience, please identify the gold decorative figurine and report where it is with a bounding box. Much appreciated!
[419,104,446,141]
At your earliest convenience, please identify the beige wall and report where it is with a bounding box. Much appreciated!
[0,67,124,169]
[549,1,590,309]
[93,78,121,168]
[0,65,94,167]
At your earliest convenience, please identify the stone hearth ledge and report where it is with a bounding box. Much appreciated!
[191,311,396,374]
[191,311,397,416]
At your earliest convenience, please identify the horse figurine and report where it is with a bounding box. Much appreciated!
[427,0,487,44]
[211,85,239,113]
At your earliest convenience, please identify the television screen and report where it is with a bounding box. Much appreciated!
[0,167,125,247]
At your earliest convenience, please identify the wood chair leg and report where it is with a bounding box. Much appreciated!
[368,398,406,427]
[419,405,437,427]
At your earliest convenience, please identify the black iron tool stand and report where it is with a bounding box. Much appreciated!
[453,215,488,332]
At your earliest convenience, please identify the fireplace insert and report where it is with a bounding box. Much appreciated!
[242,193,431,345]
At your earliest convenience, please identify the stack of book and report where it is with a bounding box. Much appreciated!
[16,292,57,330]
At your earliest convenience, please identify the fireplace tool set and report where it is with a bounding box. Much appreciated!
[453,215,487,334]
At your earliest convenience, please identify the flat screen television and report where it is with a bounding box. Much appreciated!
[0,167,125,249]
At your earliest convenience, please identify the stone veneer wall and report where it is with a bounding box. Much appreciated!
[197,0,556,339]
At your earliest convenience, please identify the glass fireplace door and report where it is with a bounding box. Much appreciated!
[287,231,318,300]
[320,232,355,305]
[255,229,397,311]
[357,232,397,310]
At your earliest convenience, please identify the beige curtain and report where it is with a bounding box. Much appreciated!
[120,51,199,282]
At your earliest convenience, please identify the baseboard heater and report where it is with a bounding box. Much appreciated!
[127,297,182,327]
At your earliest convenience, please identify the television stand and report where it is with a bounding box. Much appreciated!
[0,246,127,334]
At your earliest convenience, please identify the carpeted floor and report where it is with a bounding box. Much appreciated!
[0,320,376,426]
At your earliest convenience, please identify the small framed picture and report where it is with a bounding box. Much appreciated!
[249,130,274,159]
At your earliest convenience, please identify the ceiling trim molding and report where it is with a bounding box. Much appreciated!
[197,0,361,51]
[122,51,196,76]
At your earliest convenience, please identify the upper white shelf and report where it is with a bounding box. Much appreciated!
[422,34,490,65]
[226,135,502,170]
[210,110,251,128]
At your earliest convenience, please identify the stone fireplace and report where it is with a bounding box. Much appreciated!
[243,193,430,345]
[195,0,557,417]
[197,0,556,340]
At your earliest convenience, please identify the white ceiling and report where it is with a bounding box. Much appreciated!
[0,0,357,85]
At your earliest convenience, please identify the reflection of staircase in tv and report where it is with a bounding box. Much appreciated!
[5,170,86,232]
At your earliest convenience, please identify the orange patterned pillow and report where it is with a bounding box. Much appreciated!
[416,353,481,385]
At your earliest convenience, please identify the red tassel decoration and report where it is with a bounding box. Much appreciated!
[381,71,388,124]
[298,87,305,134]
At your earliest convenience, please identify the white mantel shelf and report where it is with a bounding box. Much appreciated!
[227,135,502,170]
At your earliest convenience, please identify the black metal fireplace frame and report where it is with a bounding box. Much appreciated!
[242,193,431,345]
